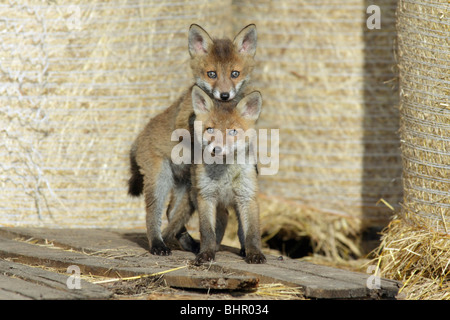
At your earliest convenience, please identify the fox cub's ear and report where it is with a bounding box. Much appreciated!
[188,24,213,57]
[237,91,262,121]
[233,24,257,56]
[192,86,213,115]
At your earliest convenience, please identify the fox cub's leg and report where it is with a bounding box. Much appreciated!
[143,159,173,255]
[215,205,229,250]
[235,199,266,264]
[162,185,191,242]
[235,211,246,257]
[163,194,228,255]
[194,195,217,265]
[162,187,199,253]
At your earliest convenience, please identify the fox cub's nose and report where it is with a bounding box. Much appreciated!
[220,92,230,101]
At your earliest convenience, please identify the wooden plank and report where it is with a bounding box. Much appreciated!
[0,234,258,292]
[0,227,259,291]
[0,259,112,300]
[0,286,33,300]
[0,237,154,278]
[0,228,401,299]
[165,269,258,290]
[0,227,149,255]
[212,254,363,299]
[0,275,72,300]
[210,253,400,299]
[267,257,401,299]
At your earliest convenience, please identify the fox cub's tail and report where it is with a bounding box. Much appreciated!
[127,144,144,197]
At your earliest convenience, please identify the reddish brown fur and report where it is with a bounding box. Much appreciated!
[189,24,257,101]
[191,44,254,98]
[196,102,256,151]
[128,24,258,256]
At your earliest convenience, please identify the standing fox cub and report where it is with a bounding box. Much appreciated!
[189,86,266,264]
[128,24,260,261]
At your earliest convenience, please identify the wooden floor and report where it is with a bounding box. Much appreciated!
[0,227,401,300]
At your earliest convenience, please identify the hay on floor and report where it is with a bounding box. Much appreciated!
[257,194,363,260]
[373,210,450,300]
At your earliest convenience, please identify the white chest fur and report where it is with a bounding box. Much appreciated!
[196,163,257,207]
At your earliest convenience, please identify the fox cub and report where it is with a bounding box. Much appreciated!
[128,24,258,257]
[188,23,257,102]
[190,86,266,265]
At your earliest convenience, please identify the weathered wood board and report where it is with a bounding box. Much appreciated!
[0,259,112,300]
[0,227,401,300]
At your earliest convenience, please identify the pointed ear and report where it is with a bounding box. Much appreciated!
[233,24,257,56]
[236,91,262,121]
[192,86,213,115]
[188,24,213,57]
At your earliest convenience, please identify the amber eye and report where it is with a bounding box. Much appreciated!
[229,129,238,136]
[231,71,240,78]
[207,71,217,79]
[206,127,214,134]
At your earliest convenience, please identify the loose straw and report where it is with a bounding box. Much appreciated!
[93,265,188,284]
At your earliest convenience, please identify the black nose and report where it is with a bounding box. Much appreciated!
[213,147,222,154]
[220,93,230,101]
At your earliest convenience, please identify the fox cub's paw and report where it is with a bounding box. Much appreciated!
[150,243,172,256]
[194,250,215,265]
[244,251,266,264]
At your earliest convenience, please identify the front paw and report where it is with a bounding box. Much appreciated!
[150,243,172,256]
[244,251,266,264]
[194,250,215,265]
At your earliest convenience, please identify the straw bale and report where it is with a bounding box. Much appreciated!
[230,0,402,258]
[396,0,450,232]
[373,0,449,299]
[0,0,231,228]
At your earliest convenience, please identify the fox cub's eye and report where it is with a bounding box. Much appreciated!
[231,71,240,79]
[207,71,217,79]
[229,129,238,136]
[206,127,214,134]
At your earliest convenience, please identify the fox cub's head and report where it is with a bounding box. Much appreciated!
[191,86,262,158]
[188,24,257,102]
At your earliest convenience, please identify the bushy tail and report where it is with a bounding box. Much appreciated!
[127,145,143,197]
